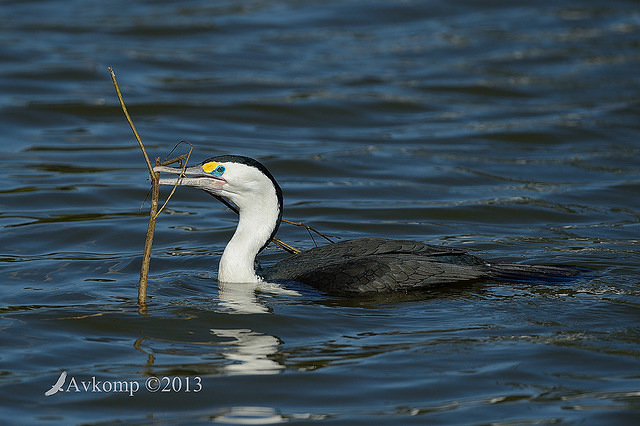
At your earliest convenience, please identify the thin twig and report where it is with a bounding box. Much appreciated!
[161,154,190,167]
[272,238,302,254]
[138,152,190,210]
[163,140,193,165]
[281,218,339,245]
[108,67,153,176]
[155,142,193,219]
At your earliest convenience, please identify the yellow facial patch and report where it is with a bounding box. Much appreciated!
[202,161,226,177]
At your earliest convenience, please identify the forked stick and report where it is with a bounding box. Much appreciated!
[109,68,195,311]
[108,67,157,310]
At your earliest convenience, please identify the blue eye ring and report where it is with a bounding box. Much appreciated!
[212,165,225,177]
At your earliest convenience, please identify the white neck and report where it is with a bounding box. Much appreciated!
[217,181,280,283]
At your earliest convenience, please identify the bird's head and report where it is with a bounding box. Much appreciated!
[154,155,282,212]
[154,155,284,251]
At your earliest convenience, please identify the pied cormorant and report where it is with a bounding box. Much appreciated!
[154,155,578,294]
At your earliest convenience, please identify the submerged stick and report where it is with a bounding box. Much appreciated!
[108,67,156,309]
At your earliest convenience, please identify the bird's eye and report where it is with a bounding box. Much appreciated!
[213,165,225,176]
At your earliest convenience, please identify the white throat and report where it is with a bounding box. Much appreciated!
[217,167,281,283]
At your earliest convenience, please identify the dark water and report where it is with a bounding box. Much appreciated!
[1,0,640,424]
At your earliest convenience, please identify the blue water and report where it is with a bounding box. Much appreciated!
[1,0,640,424]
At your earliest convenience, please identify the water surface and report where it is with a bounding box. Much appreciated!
[1,0,639,424]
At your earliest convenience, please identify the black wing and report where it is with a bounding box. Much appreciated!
[262,238,494,293]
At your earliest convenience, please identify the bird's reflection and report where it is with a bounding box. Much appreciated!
[217,281,270,314]
[212,281,299,375]
[210,328,283,375]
